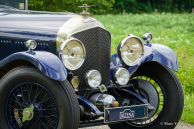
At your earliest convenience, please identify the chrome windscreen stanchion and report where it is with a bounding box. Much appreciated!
[24,0,28,10]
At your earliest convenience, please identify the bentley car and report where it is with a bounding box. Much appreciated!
[0,1,184,129]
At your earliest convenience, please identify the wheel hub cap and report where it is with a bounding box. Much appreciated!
[22,104,34,123]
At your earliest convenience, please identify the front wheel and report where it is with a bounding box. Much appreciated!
[109,63,184,129]
[0,67,80,129]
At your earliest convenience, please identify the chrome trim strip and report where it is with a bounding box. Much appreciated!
[56,15,106,50]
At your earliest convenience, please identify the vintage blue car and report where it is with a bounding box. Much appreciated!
[0,1,184,129]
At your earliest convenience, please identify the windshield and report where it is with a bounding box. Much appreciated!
[0,0,25,9]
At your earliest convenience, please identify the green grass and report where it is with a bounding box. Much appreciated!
[95,13,194,124]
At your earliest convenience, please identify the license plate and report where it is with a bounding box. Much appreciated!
[104,104,148,123]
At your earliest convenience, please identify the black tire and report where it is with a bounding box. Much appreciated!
[0,67,80,129]
[109,63,184,129]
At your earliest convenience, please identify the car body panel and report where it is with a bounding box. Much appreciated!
[56,15,105,50]
[0,12,74,60]
[0,10,107,78]
[0,51,67,81]
[151,44,178,70]
[0,11,106,53]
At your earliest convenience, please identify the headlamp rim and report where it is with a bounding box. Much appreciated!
[114,67,130,86]
[59,38,86,70]
[85,70,102,89]
[118,35,144,66]
[25,40,37,50]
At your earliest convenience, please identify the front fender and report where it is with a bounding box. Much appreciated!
[143,44,178,71]
[0,51,67,81]
[111,44,178,78]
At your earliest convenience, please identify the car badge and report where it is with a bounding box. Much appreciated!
[120,109,135,120]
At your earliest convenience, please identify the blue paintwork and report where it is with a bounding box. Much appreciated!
[0,10,77,81]
[0,11,75,60]
[110,43,179,79]
[0,51,67,81]
[78,96,103,116]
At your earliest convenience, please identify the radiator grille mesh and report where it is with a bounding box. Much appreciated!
[72,27,111,90]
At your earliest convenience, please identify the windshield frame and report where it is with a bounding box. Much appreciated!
[0,0,28,10]
[0,5,19,10]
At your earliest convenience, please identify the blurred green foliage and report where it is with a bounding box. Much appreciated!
[29,0,115,14]
[113,0,194,13]
[28,0,194,14]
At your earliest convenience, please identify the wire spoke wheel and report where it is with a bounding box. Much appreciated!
[6,83,59,129]
[109,64,183,129]
[127,76,165,126]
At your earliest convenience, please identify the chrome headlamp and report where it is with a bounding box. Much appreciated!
[118,35,144,66]
[115,68,130,86]
[85,70,102,89]
[25,40,37,50]
[60,38,86,70]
